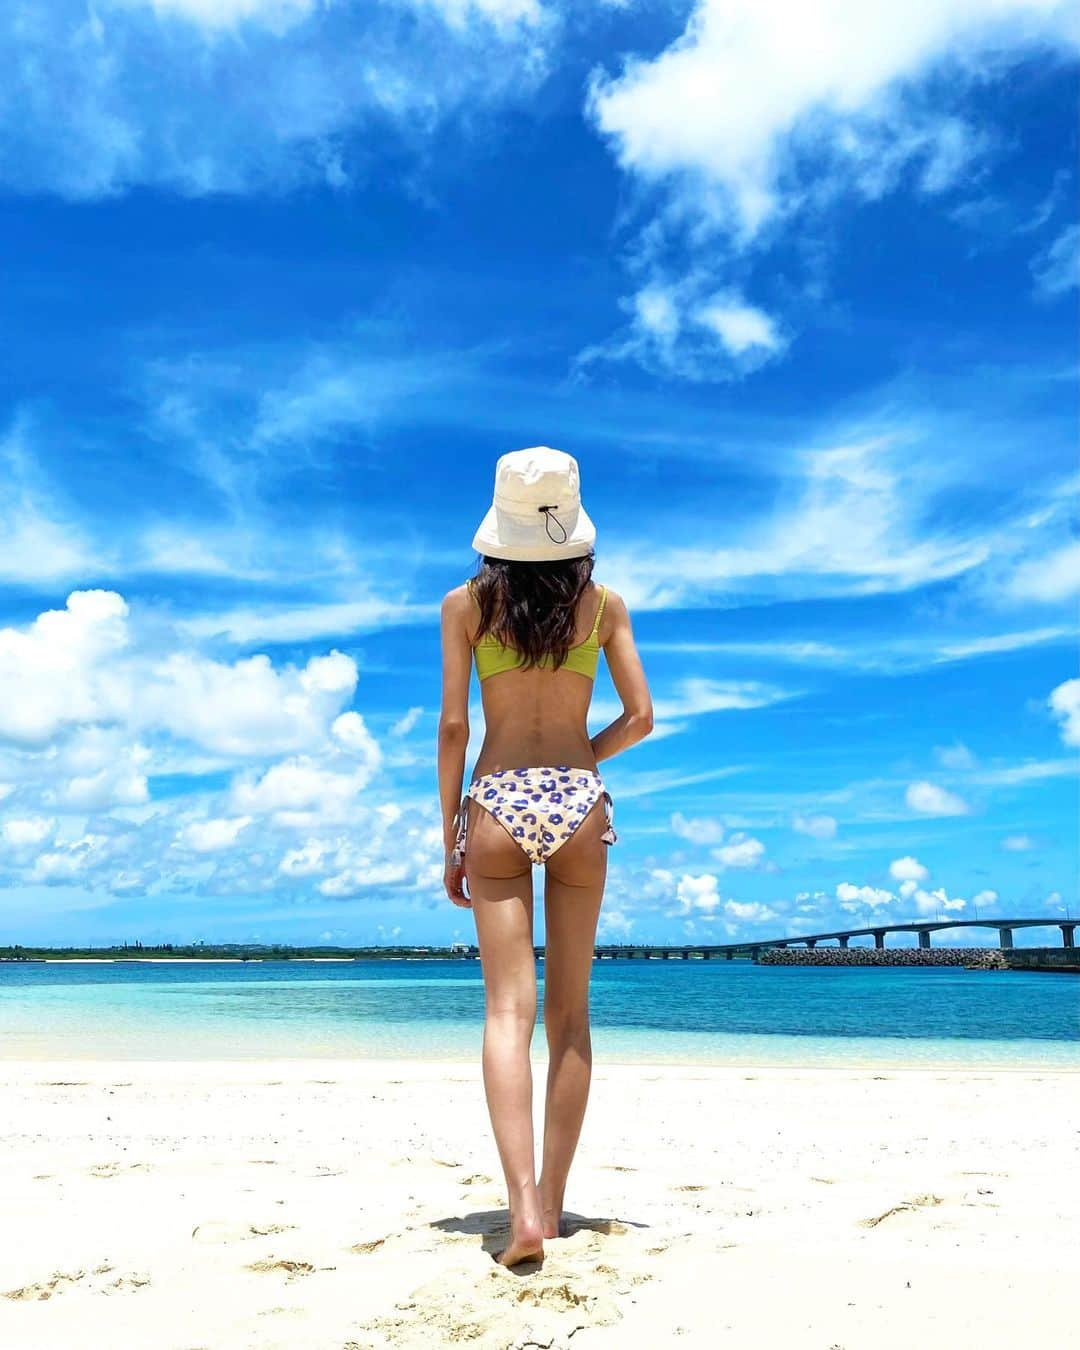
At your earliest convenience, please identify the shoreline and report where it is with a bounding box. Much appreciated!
[2,1055,1078,1075]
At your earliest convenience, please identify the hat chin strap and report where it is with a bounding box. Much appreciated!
[537,505,568,544]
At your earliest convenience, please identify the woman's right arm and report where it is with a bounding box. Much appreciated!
[590,589,654,763]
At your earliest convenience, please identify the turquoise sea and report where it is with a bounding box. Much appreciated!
[1,959,1077,1067]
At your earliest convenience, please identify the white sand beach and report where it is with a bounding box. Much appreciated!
[1,1060,1076,1349]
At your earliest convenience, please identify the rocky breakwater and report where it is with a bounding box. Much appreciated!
[758,947,1007,969]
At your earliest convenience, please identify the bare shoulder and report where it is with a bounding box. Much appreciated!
[441,582,475,623]
[597,583,627,615]
[595,583,628,640]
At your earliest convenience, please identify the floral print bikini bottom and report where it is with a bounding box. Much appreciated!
[451,765,617,868]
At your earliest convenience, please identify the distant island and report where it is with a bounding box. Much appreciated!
[0,941,480,962]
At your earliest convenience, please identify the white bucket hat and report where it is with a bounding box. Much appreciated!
[471,447,596,561]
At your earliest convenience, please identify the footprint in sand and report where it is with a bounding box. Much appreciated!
[192,1221,295,1244]
[859,1194,943,1228]
[674,1184,706,1192]
[592,1262,653,1290]
[460,1173,494,1186]
[348,1237,387,1255]
[4,1269,88,1301]
[245,1259,322,1281]
[88,1161,151,1179]
[4,1265,150,1301]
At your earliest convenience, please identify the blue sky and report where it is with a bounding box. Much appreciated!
[0,0,1077,948]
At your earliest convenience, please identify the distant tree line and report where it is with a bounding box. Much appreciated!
[0,942,480,961]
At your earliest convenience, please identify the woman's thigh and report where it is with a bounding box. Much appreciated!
[465,797,537,1013]
[542,796,607,1015]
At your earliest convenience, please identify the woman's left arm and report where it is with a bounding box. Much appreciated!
[438,586,472,905]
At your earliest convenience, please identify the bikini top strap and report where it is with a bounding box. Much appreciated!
[590,584,608,639]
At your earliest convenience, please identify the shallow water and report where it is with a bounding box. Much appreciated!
[1,958,1077,1066]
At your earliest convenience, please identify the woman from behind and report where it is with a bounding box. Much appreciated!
[437,447,653,1267]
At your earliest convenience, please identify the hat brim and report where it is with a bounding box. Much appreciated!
[471,502,596,562]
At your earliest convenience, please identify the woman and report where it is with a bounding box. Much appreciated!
[437,446,653,1267]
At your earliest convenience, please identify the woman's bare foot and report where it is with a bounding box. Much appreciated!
[495,1214,545,1267]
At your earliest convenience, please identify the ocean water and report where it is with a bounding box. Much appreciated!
[1,958,1077,1067]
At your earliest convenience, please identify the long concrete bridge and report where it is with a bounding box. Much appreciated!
[583,917,1076,961]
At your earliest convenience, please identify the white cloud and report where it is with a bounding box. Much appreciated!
[933,741,976,770]
[604,440,993,610]
[1002,833,1036,851]
[1048,677,1080,747]
[278,840,332,877]
[654,676,797,722]
[905,780,971,816]
[586,0,1080,378]
[391,706,424,737]
[971,888,999,908]
[712,833,766,870]
[177,816,253,853]
[59,747,152,811]
[936,627,1075,660]
[0,417,106,584]
[1006,541,1080,602]
[911,886,966,915]
[597,907,635,938]
[1031,223,1080,298]
[145,650,358,758]
[580,275,790,379]
[889,854,929,883]
[670,810,725,845]
[0,590,360,759]
[0,589,447,906]
[179,598,435,646]
[0,0,555,200]
[128,0,315,30]
[836,881,895,911]
[970,759,1076,786]
[230,757,377,828]
[674,872,722,913]
[1,817,56,851]
[792,812,837,840]
[319,860,413,897]
[723,899,778,923]
[0,590,130,746]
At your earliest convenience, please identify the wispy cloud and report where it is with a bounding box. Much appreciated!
[0,0,554,199]
[1031,223,1080,299]
[584,0,1080,378]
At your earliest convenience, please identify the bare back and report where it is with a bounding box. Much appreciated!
[464,581,607,774]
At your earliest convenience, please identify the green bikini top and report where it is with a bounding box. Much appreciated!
[468,580,608,682]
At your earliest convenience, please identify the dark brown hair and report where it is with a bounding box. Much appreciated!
[470,554,596,670]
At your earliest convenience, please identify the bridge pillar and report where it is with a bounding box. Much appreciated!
[873,931,885,950]
[998,928,1014,950]
[750,946,760,962]
[918,929,931,950]
[1061,924,1076,949]
[839,935,850,948]
[806,939,817,949]
[662,950,671,960]
[725,950,733,960]
[680,950,689,960]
